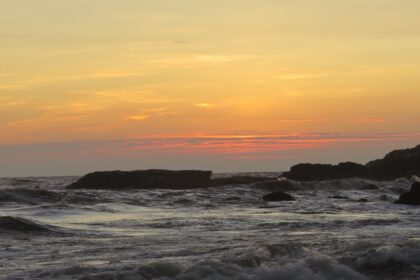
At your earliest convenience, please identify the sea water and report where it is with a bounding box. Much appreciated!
[0,174,419,280]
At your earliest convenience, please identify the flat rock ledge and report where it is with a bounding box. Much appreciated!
[67,170,213,190]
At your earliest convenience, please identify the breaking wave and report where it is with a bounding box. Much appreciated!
[252,177,412,193]
[0,216,64,235]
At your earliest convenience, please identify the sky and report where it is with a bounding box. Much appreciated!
[1,0,420,176]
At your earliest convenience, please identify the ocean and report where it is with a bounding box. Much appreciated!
[1,173,419,280]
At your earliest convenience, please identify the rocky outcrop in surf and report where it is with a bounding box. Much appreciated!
[366,145,420,180]
[282,162,368,181]
[282,145,420,181]
[67,170,277,190]
[396,182,420,205]
[67,169,213,190]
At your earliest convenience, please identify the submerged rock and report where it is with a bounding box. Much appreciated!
[262,191,295,202]
[358,184,379,190]
[366,145,420,180]
[67,169,213,190]
[283,162,368,181]
[396,182,420,205]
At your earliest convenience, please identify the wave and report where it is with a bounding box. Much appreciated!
[0,216,64,235]
[39,244,420,280]
[0,188,62,204]
[252,177,412,193]
[335,241,420,279]
[0,188,114,205]
[9,239,420,280]
[355,242,420,268]
[37,256,368,280]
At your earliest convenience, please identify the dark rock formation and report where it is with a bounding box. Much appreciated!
[396,182,420,205]
[280,145,420,181]
[262,191,295,202]
[210,176,273,187]
[283,162,368,181]
[366,145,420,180]
[67,169,213,190]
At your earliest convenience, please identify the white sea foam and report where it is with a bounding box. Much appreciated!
[36,256,369,280]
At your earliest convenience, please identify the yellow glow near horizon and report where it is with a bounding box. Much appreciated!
[1,0,420,148]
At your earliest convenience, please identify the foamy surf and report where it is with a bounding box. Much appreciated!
[1,175,419,279]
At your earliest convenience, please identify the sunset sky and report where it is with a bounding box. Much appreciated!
[1,0,420,176]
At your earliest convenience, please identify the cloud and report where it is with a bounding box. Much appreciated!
[118,132,417,155]
[147,54,254,68]
[144,108,178,116]
[128,108,178,121]
[0,71,155,90]
[2,132,419,176]
[194,54,254,64]
[274,73,329,80]
[0,84,29,90]
[195,103,213,108]
[128,115,149,121]
[350,117,386,124]
[277,118,330,123]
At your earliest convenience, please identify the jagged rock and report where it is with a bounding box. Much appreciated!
[283,162,368,181]
[281,145,420,181]
[262,191,295,202]
[366,145,420,180]
[396,182,420,205]
[67,170,212,190]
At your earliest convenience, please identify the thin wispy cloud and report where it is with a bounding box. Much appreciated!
[0,84,28,90]
[3,132,418,161]
[350,117,386,124]
[117,132,419,155]
[277,118,330,123]
[0,71,155,90]
[273,73,329,80]
[128,115,150,121]
[147,54,254,68]
[194,54,254,64]
[195,103,213,108]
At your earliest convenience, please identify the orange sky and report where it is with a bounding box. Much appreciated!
[1,1,420,175]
